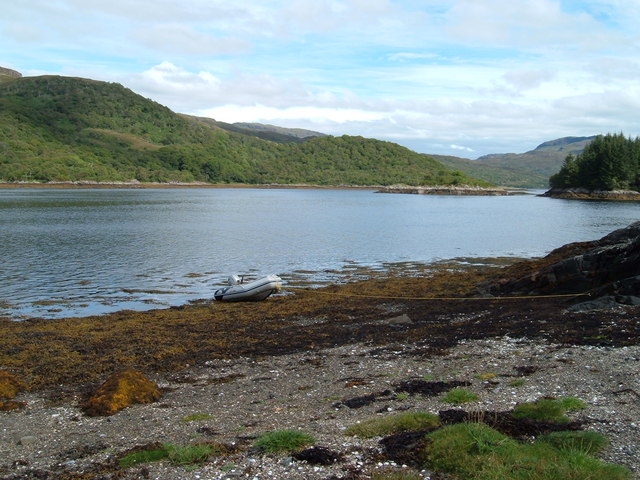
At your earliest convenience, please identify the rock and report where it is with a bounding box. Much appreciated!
[485,221,640,308]
[0,370,26,399]
[542,188,640,201]
[377,185,521,196]
[18,435,37,446]
[82,369,162,416]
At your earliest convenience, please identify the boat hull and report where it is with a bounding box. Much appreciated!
[214,275,282,302]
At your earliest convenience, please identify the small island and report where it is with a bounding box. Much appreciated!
[377,184,525,196]
[544,133,640,201]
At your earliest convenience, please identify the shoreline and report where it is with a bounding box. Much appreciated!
[541,187,640,201]
[0,182,525,196]
[376,185,527,196]
[0,181,377,190]
[1,266,638,479]
[1,257,639,479]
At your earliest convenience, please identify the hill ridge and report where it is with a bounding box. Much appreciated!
[0,74,485,187]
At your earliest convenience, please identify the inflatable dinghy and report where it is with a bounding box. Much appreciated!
[214,274,282,302]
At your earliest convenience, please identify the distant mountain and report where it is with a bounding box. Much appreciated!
[0,74,486,187]
[184,116,326,144]
[233,122,326,140]
[429,154,544,188]
[435,136,597,188]
[0,66,22,80]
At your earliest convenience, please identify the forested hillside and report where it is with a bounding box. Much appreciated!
[0,75,486,187]
[549,133,640,191]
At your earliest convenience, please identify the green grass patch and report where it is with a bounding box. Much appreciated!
[254,429,316,453]
[512,397,586,424]
[118,442,231,468]
[119,446,168,468]
[345,412,440,438]
[508,379,526,387]
[441,388,479,404]
[536,431,609,455]
[371,468,423,480]
[164,443,213,466]
[425,422,631,480]
[181,413,213,422]
[557,397,587,411]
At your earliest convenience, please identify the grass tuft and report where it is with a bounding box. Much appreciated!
[371,468,424,479]
[441,388,479,404]
[557,396,587,411]
[254,429,315,453]
[119,447,168,468]
[345,412,440,438]
[425,422,631,480]
[164,443,213,466]
[536,431,609,455]
[118,442,221,468]
[511,397,585,424]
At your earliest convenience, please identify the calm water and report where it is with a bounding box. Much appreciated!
[0,187,638,319]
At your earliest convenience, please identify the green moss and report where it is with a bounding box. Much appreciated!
[345,412,440,438]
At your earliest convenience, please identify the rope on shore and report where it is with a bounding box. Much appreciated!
[285,286,591,301]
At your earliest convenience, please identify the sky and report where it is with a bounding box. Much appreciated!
[2,0,640,158]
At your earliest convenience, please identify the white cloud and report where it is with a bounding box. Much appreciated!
[3,0,640,157]
[134,25,249,55]
[450,144,474,152]
[199,104,388,125]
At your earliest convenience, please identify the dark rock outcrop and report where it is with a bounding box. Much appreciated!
[485,222,640,309]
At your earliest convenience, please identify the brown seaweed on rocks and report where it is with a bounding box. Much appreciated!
[82,369,162,416]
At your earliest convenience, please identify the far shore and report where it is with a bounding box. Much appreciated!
[0,182,528,196]
[376,184,528,196]
[541,187,640,201]
[0,181,377,190]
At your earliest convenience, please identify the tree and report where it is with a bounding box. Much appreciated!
[549,133,640,191]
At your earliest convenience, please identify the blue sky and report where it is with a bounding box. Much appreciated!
[2,0,639,157]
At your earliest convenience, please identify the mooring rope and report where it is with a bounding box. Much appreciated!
[285,286,590,301]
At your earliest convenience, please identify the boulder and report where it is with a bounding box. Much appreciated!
[485,221,640,308]
[82,369,162,416]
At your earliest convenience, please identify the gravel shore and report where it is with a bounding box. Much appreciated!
[2,335,639,479]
